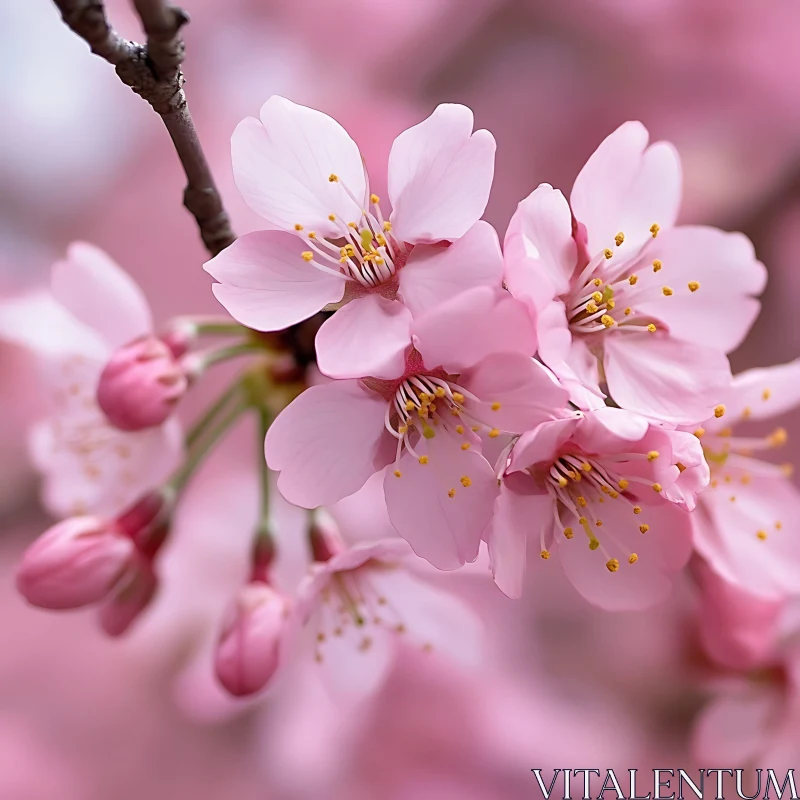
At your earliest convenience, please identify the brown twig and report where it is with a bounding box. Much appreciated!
[52,0,236,256]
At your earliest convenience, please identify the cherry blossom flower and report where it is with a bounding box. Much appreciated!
[205,96,501,380]
[690,358,800,599]
[504,121,767,424]
[292,538,482,704]
[0,243,182,518]
[266,286,568,569]
[489,407,698,609]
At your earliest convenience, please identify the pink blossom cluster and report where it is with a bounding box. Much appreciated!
[8,97,800,706]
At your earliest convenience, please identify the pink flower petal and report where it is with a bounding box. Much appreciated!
[489,484,551,598]
[570,121,681,255]
[632,227,766,353]
[398,221,503,316]
[315,294,412,380]
[507,417,581,473]
[603,331,731,425]
[52,242,152,348]
[412,286,536,374]
[717,358,800,428]
[460,352,568,433]
[384,433,498,570]
[232,96,365,236]
[265,380,391,508]
[695,465,800,599]
[572,407,650,452]
[504,184,576,306]
[204,230,345,331]
[557,498,692,611]
[388,104,495,244]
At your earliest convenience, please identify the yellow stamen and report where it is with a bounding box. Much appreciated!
[455,425,464,434]
[370,193,380,204]
[662,286,673,296]
[558,476,568,487]
[593,278,602,287]
[628,553,639,564]
[650,223,660,237]
[606,559,620,573]
[460,476,472,487]
[618,479,629,490]
[447,488,456,498]
[756,530,768,541]
[714,404,726,418]
[652,259,662,272]
[328,214,336,221]
[564,527,574,539]
[763,388,772,401]
[452,392,465,403]
[592,291,603,303]
[577,496,587,507]
[383,221,392,232]
[294,223,304,231]
[688,281,700,292]
[653,483,662,492]
[434,387,446,398]
[647,450,659,461]
[639,524,649,534]
[629,274,639,286]
[540,550,551,560]
[491,402,502,411]
[604,248,613,259]
[633,506,642,515]
[647,323,657,333]
[694,427,705,438]
[624,307,632,316]
[615,232,625,246]
[418,456,429,465]
[328,173,339,182]
[393,470,402,478]
[488,428,500,438]
[586,302,599,315]
[601,314,615,328]
[461,443,470,451]
[301,251,314,262]
[768,427,788,447]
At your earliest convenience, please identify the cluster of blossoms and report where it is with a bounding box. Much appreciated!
[8,97,800,703]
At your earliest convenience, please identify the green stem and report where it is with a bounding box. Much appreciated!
[198,342,267,371]
[257,406,272,533]
[176,317,249,337]
[185,378,244,449]
[169,390,249,494]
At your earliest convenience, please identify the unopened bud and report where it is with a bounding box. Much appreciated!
[97,335,188,431]
[98,557,158,637]
[16,517,134,609]
[215,582,290,697]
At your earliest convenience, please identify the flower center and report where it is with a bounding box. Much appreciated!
[293,176,406,289]
[312,567,433,662]
[566,223,699,338]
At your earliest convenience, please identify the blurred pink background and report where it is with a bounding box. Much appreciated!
[2,0,800,797]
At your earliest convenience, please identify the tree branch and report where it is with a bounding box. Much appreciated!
[52,0,236,256]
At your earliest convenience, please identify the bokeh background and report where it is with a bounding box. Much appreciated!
[2,0,800,797]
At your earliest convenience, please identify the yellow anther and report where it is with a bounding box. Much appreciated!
[639,524,649,534]
[540,550,551,560]
[647,450,659,461]
[328,173,339,182]
[601,314,615,328]
[418,456,429,465]
[595,518,603,527]
[606,559,620,572]
[776,521,783,530]
[452,392,465,404]
[769,427,788,447]
[624,307,632,316]
[418,392,431,404]
[376,234,387,246]
[593,278,602,287]
[558,477,568,487]
[729,496,736,502]
[294,223,304,231]
[563,527,574,539]
[471,425,480,432]
[586,302,599,315]
[688,281,700,292]
[756,530,768,541]
[652,259,662,272]
[615,232,625,246]
[488,428,501,438]
[610,490,619,498]
[383,221,392,232]
[301,251,314,262]
[606,299,616,310]
[460,476,472,487]
[422,426,436,439]
[650,223,660,237]
[589,538,600,551]
[348,221,358,229]
[491,402,502,411]
[647,323,657,333]
[461,443,471,451]
[398,425,408,434]
[578,516,588,526]
[447,488,456,498]
[633,506,642,515]
[328,214,336,221]
[741,474,752,485]
[434,387,446,398]
[370,193,380,204]
[455,425,464,434]
[375,257,385,265]
[308,231,317,239]
[653,483,662,492]
[628,553,639,564]
[714,404,726,418]
[763,388,772,401]
[662,286,674,297]
[604,248,613,259]
[581,462,592,472]
[393,469,402,478]
[577,496,587,507]
[694,427,705,438]
[592,291,603,304]
[618,479,629,490]
[405,400,415,411]
[628,274,638,286]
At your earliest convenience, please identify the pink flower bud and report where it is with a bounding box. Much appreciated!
[97,335,188,431]
[98,557,158,637]
[215,582,290,697]
[16,517,134,610]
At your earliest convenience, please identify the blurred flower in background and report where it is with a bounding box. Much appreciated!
[2,0,800,797]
